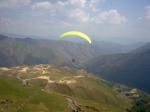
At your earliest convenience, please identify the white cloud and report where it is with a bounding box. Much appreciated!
[70,9,89,23]
[70,9,126,24]
[68,0,105,9]
[0,0,126,27]
[57,1,68,6]
[0,0,31,8]
[69,0,87,8]
[88,0,105,12]
[32,1,51,9]
[88,0,98,12]
[30,0,107,24]
[55,0,126,25]
[146,6,150,19]
[92,9,127,24]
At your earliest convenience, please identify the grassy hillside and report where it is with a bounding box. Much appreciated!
[0,76,69,112]
[0,64,131,112]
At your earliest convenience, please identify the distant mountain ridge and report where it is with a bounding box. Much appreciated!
[0,34,134,67]
[86,43,150,93]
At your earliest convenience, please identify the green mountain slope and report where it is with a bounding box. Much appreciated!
[0,64,131,112]
[0,76,69,112]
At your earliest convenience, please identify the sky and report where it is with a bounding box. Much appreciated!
[0,0,150,43]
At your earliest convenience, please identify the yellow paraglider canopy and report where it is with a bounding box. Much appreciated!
[59,31,92,44]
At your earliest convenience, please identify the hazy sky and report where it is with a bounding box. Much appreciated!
[0,0,150,43]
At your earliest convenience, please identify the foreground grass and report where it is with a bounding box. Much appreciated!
[0,76,69,112]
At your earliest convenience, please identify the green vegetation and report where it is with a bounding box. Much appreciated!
[127,92,150,112]
[0,76,69,112]
[0,64,131,112]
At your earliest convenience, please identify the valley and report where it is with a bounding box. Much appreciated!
[0,35,150,112]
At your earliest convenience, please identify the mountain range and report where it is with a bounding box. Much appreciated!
[86,43,150,93]
[0,34,150,111]
[0,34,150,93]
[0,34,135,67]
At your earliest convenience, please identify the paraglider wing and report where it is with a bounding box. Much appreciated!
[60,31,92,44]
